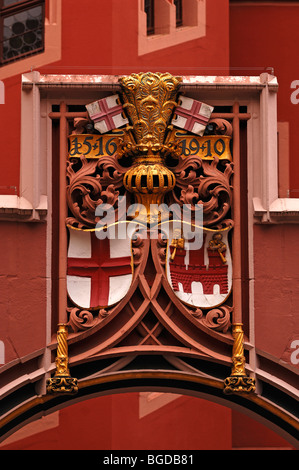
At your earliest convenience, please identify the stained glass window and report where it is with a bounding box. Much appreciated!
[0,0,45,65]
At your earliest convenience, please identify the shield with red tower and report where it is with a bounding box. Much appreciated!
[166,226,232,309]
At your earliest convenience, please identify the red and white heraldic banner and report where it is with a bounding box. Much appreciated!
[85,94,128,134]
[171,95,214,136]
[67,227,133,309]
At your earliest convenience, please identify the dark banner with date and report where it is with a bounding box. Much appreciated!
[68,130,232,161]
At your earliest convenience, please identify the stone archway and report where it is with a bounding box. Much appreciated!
[0,370,298,448]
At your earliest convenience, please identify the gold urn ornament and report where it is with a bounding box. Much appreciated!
[119,72,182,222]
[123,159,176,222]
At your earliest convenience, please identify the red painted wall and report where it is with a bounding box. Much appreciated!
[0,0,230,363]
[0,393,292,450]
[230,2,299,365]
[230,3,299,196]
[45,0,229,75]
[0,222,47,362]
[0,0,297,451]
[0,0,229,195]
[0,76,21,193]
[253,224,299,360]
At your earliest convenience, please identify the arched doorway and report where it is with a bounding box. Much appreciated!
[0,372,298,449]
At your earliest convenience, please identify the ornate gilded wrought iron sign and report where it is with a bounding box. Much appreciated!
[47,72,255,396]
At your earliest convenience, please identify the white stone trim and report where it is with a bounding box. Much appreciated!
[2,71,294,223]
[253,197,299,223]
[0,195,47,221]
[8,72,295,225]
[0,72,50,222]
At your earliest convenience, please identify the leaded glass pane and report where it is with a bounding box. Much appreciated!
[2,5,43,62]
[3,0,20,6]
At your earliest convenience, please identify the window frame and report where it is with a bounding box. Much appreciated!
[0,0,45,65]
[139,0,206,56]
[174,0,183,27]
[144,0,154,36]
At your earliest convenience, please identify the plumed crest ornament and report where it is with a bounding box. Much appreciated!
[119,72,182,221]
[119,71,182,157]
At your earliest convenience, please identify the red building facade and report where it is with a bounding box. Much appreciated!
[0,0,298,450]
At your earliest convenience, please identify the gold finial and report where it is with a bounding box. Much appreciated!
[119,71,182,156]
[46,324,78,394]
[223,323,256,394]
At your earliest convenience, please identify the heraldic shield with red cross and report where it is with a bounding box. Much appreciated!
[66,227,133,309]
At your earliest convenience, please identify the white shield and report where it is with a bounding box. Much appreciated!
[67,225,133,309]
[166,225,232,309]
